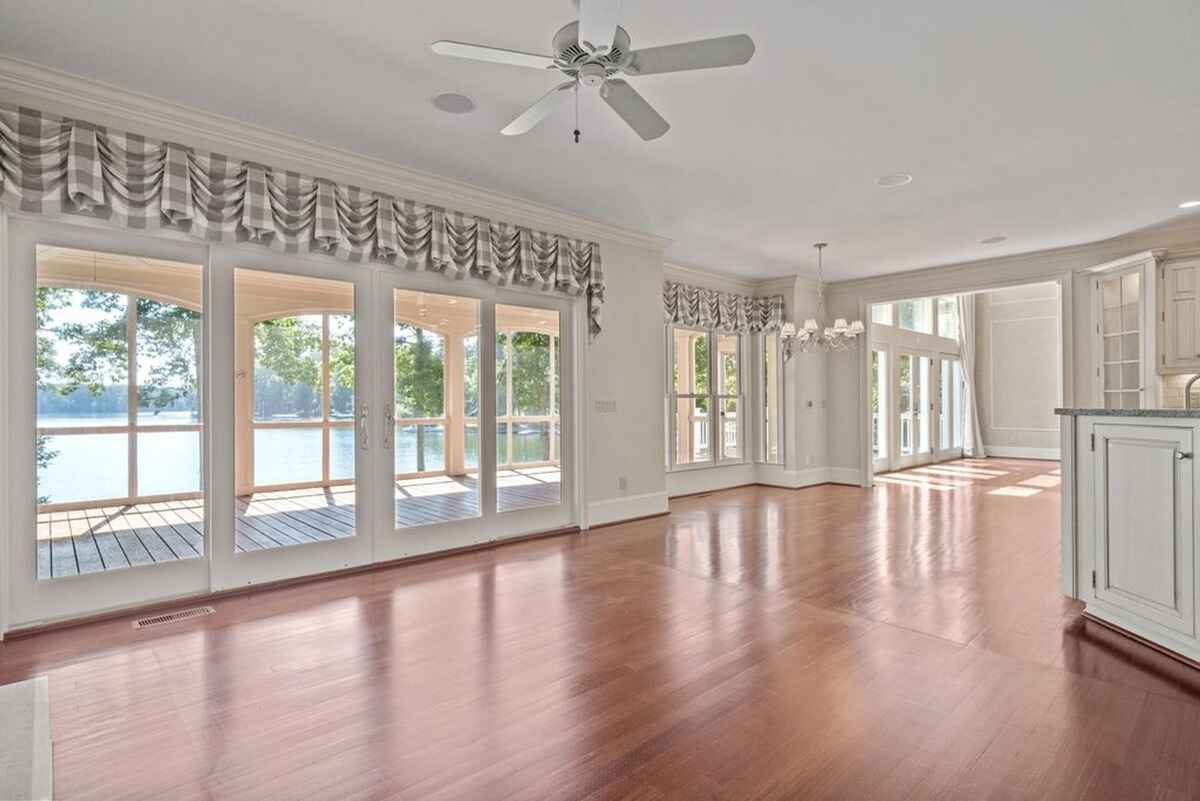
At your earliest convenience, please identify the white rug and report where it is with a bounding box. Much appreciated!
[0,676,52,800]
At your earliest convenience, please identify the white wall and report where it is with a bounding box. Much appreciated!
[973,284,1062,459]
[586,240,669,524]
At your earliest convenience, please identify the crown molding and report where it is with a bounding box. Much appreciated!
[664,261,821,295]
[0,54,671,252]
[663,261,758,293]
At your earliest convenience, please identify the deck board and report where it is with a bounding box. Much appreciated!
[36,470,563,578]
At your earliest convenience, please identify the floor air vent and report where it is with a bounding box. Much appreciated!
[133,605,215,629]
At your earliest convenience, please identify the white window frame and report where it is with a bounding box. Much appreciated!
[757,331,785,465]
[666,325,745,471]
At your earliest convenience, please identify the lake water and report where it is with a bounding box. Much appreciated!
[36,414,555,504]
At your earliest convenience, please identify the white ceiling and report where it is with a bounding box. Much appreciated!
[1,0,1198,281]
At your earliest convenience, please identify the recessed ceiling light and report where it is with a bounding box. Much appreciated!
[981,236,1008,244]
[1181,200,1200,209]
[876,173,913,188]
[432,93,475,114]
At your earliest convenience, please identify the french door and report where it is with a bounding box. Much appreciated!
[371,272,574,561]
[879,349,963,473]
[6,220,215,623]
[895,351,936,469]
[207,248,376,590]
[3,216,576,629]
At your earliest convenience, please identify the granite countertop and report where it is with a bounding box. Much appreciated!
[1055,407,1200,418]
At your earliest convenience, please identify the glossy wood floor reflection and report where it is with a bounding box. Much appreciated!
[5,458,1200,800]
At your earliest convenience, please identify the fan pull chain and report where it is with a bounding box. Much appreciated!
[573,81,581,144]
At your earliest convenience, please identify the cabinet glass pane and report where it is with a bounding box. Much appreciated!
[1122,333,1139,361]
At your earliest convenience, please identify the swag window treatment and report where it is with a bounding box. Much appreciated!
[0,104,606,336]
[662,280,785,333]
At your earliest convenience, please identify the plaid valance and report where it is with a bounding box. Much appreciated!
[0,104,605,337]
[663,280,784,333]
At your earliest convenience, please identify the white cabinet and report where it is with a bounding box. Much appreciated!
[1091,422,1195,636]
[1160,259,1200,372]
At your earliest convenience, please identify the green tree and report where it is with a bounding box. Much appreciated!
[136,298,201,415]
[37,287,205,504]
[253,316,322,419]
[395,324,445,471]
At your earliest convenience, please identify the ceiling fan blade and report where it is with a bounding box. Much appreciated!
[600,79,670,141]
[625,34,756,76]
[578,0,622,53]
[501,82,576,136]
[430,40,555,70]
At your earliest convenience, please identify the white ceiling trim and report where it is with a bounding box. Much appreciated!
[0,53,671,252]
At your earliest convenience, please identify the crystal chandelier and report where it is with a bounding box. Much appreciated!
[780,243,864,359]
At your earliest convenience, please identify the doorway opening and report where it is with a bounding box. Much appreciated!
[868,282,1065,476]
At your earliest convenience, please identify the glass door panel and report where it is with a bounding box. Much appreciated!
[496,304,561,512]
[35,246,206,578]
[898,353,914,456]
[871,348,888,466]
[392,289,482,528]
[918,355,932,456]
[939,358,953,450]
[234,269,359,553]
[8,221,212,626]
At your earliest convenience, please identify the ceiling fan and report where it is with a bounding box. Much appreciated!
[430,0,755,141]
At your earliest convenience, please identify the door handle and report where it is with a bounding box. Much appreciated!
[383,404,395,450]
[359,402,370,450]
[1177,451,1192,460]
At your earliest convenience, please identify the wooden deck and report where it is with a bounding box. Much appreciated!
[394,467,561,527]
[36,469,562,578]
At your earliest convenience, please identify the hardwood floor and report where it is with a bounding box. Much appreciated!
[6,457,1200,800]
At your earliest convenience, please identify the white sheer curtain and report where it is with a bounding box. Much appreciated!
[957,294,987,457]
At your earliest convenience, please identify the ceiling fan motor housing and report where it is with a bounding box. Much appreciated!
[553,21,630,67]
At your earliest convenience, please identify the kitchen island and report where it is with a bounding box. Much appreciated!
[1058,407,1200,665]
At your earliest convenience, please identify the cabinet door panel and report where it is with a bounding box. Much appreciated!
[1164,262,1200,368]
[1093,423,1195,635]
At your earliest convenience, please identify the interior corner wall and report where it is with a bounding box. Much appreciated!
[586,239,669,526]
[973,284,1062,459]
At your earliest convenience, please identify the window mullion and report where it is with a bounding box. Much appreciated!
[709,330,718,463]
[321,313,331,485]
[127,293,138,500]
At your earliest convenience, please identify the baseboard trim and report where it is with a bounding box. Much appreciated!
[984,446,1061,460]
[752,466,831,489]
[827,467,864,486]
[586,491,670,528]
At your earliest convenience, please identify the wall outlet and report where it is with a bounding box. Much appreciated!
[594,399,617,414]
[618,476,627,491]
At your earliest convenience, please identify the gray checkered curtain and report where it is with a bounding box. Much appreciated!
[0,104,606,337]
[663,281,784,333]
